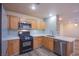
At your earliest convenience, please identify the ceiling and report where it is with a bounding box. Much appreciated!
[3,3,79,22]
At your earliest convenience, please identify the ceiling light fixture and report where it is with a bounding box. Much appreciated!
[31,3,40,10]
[31,4,36,10]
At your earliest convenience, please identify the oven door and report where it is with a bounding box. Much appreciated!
[20,40,33,54]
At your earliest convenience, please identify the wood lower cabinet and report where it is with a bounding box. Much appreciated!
[33,37,42,49]
[42,37,47,48]
[7,39,20,56]
[42,37,54,51]
[33,36,54,51]
[48,38,54,51]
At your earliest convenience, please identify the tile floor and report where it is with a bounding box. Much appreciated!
[19,47,57,56]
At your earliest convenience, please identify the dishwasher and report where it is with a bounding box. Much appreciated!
[54,39,67,56]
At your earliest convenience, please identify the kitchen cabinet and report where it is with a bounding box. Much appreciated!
[48,38,54,51]
[37,21,46,30]
[33,37,42,49]
[41,21,46,30]
[8,15,20,30]
[31,20,37,29]
[25,19,37,29]
[42,37,54,51]
[26,19,46,30]
[42,37,48,49]
[33,36,54,51]
[29,20,37,29]
[7,39,20,56]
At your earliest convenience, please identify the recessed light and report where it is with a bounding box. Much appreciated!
[49,13,53,17]
[74,24,78,27]
[59,17,62,21]
[31,4,36,10]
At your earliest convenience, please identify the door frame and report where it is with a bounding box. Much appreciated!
[0,3,2,56]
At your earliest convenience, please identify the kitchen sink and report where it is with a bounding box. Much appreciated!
[46,35,54,37]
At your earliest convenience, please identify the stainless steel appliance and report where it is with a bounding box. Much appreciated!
[54,39,67,56]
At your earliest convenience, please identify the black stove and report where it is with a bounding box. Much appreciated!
[18,22,33,54]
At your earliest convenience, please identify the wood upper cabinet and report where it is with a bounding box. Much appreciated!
[25,19,37,29]
[26,19,46,30]
[37,21,46,30]
[29,20,37,29]
[40,21,46,30]
[8,15,46,30]
[8,15,20,30]
[7,39,20,56]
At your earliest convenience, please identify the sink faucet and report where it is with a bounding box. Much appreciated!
[51,31,53,35]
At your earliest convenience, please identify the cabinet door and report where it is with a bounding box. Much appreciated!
[7,39,19,56]
[13,39,20,55]
[42,37,45,46]
[42,37,54,51]
[37,21,41,30]
[42,37,48,49]
[33,38,39,49]
[37,21,46,30]
[48,38,54,51]
[40,21,46,30]
[31,20,37,29]
[8,15,20,30]
[38,37,42,47]
[33,37,42,49]
[7,40,14,56]
[45,38,49,49]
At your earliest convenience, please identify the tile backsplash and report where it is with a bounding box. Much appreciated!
[8,29,46,37]
[30,30,46,36]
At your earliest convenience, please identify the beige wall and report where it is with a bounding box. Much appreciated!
[60,20,79,38]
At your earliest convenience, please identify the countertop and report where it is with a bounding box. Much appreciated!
[5,34,76,42]
[32,35,76,42]
[53,36,76,42]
